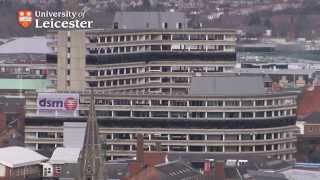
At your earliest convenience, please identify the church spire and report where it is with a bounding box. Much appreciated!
[79,89,104,180]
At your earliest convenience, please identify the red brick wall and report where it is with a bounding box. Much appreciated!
[0,112,6,132]
[297,86,320,119]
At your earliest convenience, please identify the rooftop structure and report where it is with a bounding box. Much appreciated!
[113,11,188,30]
[0,147,46,180]
[0,146,47,168]
[49,147,81,164]
[190,76,266,96]
[0,36,53,54]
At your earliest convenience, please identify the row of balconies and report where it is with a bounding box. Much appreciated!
[88,33,235,44]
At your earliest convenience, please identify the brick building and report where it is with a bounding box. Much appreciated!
[0,96,25,147]
[0,146,47,180]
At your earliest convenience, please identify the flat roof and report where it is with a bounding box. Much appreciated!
[190,75,266,96]
[86,28,237,35]
[0,37,53,54]
[0,79,51,90]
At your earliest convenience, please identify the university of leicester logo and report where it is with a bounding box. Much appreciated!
[17,10,33,28]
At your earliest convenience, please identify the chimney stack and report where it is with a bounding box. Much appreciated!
[136,133,144,167]
[214,160,226,180]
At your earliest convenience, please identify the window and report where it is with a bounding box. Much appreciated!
[170,100,187,106]
[170,112,187,118]
[113,99,130,105]
[114,111,130,117]
[242,100,253,106]
[96,111,112,117]
[255,100,265,106]
[99,37,105,43]
[242,112,253,118]
[207,100,223,106]
[190,100,205,106]
[267,100,273,106]
[255,111,265,118]
[151,111,168,117]
[133,111,149,117]
[189,112,205,118]
[225,100,239,106]
[207,112,223,118]
[225,112,239,118]
[266,111,272,117]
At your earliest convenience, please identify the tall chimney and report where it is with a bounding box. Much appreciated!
[136,133,144,167]
[214,160,226,180]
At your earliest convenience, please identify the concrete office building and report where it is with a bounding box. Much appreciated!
[24,75,298,161]
[24,12,298,162]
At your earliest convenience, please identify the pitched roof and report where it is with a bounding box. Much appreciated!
[304,112,320,124]
[49,147,81,164]
[190,75,266,96]
[155,161,202,180]
[0,146,48,168]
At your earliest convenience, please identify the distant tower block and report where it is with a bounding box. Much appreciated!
[79,90,105,180]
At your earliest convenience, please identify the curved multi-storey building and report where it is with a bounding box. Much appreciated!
[23,26,298,162]
[24,75,298,161]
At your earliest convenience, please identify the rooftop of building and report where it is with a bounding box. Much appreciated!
[113,11,187,30]
[86,27,237,35]
[303,112,320,124]
[0,36,53,54]
[281,169,320,180]
[190,75,266,96]
[0,53,47,64]
[154,160,203,180]
[190,75,297,97]
[246,170,288,180]
[49,147,81,164]
[0,79,52,90]
[0,146,48,168]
